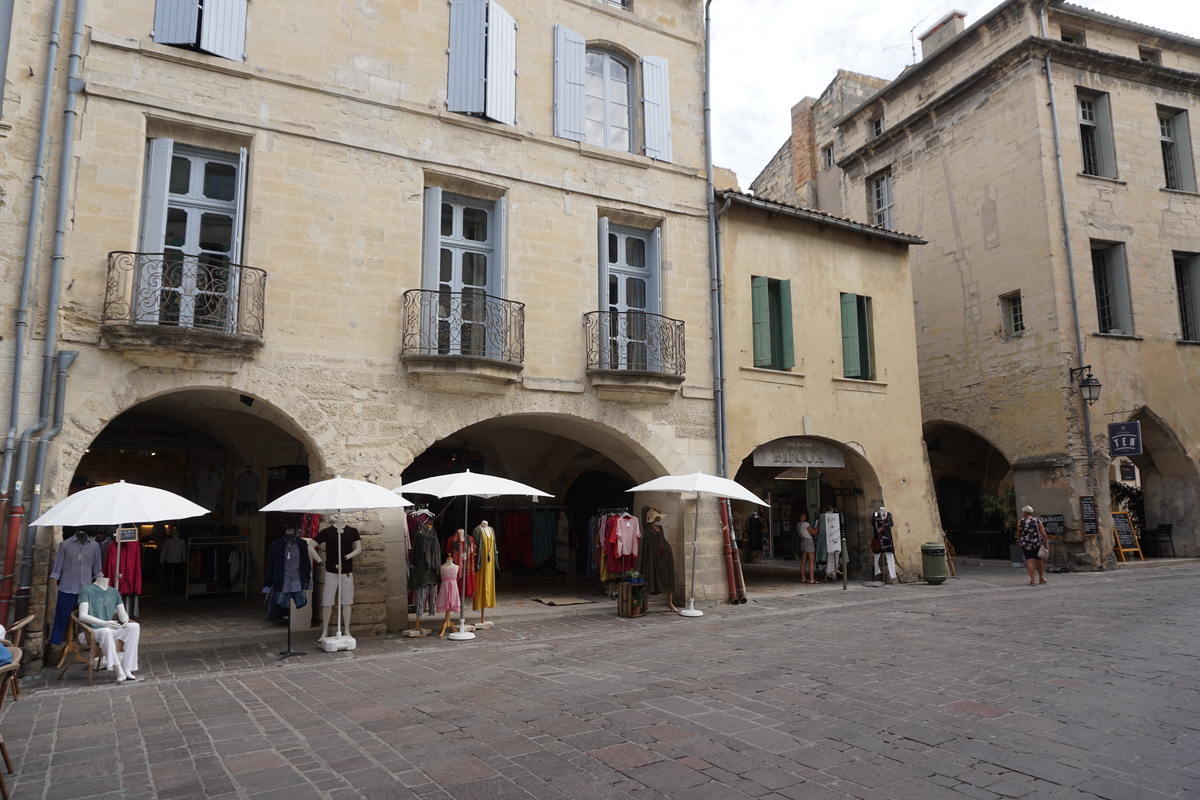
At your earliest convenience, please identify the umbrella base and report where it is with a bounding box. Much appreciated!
[319,634,357,652]
[679,599,704,618]
[447,629,476,641]
[278,649,305,659]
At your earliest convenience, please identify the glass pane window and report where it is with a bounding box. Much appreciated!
[203,162,237,201]
[169,157,191,195]
[585,50,633,152]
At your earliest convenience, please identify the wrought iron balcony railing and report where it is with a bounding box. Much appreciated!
[401,289,525,365]
[103,251,267,338]
[584,310,685,376]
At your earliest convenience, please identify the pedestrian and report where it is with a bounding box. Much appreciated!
[872,507,897,584]
[1018,505,1048,586]
[798,511,818,584]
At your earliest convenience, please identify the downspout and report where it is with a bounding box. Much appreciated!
[1037,1,1094,481]
[11,0,88,622]
[704,0,728,478]
[0,0,67,621]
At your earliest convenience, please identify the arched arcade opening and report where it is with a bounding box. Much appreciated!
[924,422,1014,560]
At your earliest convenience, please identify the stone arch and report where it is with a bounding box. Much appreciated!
[1124,406,1199,556]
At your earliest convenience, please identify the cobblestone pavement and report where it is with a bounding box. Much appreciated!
[5,562,1199,799]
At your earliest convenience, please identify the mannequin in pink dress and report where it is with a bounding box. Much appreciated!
[436,556,461,638]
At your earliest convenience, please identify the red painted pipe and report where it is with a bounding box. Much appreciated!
[0,499,21,623]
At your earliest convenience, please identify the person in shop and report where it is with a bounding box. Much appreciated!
[160,527,187,597]
[798,511,819,584]
[871,507,898,584]
[315,520,361,641]
[77,573,143,683]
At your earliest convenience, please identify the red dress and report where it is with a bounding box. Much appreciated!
[446,534,476,598]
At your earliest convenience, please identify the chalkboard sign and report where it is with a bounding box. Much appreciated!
[117,525,138,543]
[1041,514,1065,538]
[1080,496,1098,536]
[1111,511,1143,562]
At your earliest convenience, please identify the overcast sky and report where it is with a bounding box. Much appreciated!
[710,0,1199,187]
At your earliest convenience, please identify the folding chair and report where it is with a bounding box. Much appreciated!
[0,616,33,702]
[0,647,22,800]
[56,612,122,687]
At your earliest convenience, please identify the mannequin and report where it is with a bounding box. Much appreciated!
[77,575,142,682]
[872,507,898,584]
[49,529,103,647]
[265,529,314,616]
[436,555,461,638]
[638,507,678,612]
[407,518,440,636]
[445,528,476,599]
[746,512,764,562]
[160,529,186,596]
[315,519,362,641]
[471,520,497,626]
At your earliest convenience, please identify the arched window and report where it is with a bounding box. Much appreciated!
[585,50,632,152]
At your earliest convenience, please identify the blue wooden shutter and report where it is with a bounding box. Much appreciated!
[422,187,443,290]
[778,279,794,369]
[199,0,247,61]
[138,138,174,253]
[641,56,672,162]
[485,1,517,125]
[490,195,507,295]
[231,146,248,263]
[597,216,610,311]
[153,0,198,46]
[647,227,662,314]
[554,25,585,142]
[447,0,487,115]
[751,277,769,367]
[840,292,862,378]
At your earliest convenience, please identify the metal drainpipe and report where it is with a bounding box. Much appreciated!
[0,0,68,615]
[704,0,728,478]
[13,351,77,621]
[1038,0,1094,482]
[9,0,88,622]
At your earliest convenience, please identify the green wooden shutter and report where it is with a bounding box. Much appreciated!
[752,277,770,367]
[840,292,861,378]
[778,279,794,369]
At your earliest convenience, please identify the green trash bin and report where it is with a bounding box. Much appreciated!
[921,542,948,585]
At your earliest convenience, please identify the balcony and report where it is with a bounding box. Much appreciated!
[584,310,685,403]
[101,251,266,355]
[400,289,525,393]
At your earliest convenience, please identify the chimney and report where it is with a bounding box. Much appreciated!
[918,10,967,59]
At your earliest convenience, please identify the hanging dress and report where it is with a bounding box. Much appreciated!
[638,522,677,596]
[445,533,477,598]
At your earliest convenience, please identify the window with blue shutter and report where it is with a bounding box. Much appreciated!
[448,0,517,125]
[153,0,247,62]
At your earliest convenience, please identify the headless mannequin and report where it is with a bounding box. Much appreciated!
[77,575,142,682]
[437,555,460,638]
[317,518,361,641]
[641,509,678,613]
[472,520,496,628]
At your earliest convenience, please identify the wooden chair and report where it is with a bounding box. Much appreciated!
[56,612,122,687]
[0,647,23,800]
[0,615,33,703]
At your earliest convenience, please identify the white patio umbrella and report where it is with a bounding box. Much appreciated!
[261,476,411,655]
[627,472,768,618]
[395,470,551,641]
[31,480,210,604]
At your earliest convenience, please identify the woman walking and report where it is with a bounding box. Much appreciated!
[1018,505,1048,586]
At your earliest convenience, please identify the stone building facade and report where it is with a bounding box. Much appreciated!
[0,0,720,661]
[751,0,1200,566]
[715,189,944,580]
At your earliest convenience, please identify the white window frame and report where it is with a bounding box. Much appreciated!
[446,0,518,126]
[153,0,248,62]
[597,217,661,370]
[1001,291,1025,336]
[585,49,634,153]
[820,145,834,169]
[1159,108,1196,192]
[870,169,894,229]
[137,138,248,330]
[421,188,508,357]
[553,25,673,162]
[1078,90,1116,178]
[1175,252,1199,342]
[870,116,885,139]
[1091,241,1132,335]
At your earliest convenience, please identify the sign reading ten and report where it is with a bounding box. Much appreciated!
[1108,421,1143,458]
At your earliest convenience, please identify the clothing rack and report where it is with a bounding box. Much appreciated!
[479,505,569,512]
[595,507,631,515]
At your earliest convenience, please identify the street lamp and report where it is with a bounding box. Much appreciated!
[1070,365,1102,405]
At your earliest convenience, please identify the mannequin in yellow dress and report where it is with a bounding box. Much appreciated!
[471,520,497,625]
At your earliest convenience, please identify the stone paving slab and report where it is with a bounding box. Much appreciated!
[4,564,1200,798]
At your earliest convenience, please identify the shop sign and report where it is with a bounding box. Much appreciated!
[1108,421,1142,457]
[752,438,845,469]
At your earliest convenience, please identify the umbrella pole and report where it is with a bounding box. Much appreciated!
[448,495,475,641]
[680,493,704,617]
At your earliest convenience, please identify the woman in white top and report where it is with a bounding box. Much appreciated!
[798,511,819,584]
